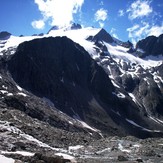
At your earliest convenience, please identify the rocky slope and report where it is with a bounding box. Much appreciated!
[136,34,163,57]
[0,25,163,162]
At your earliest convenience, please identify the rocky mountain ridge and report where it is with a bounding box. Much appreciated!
[136,34,163,57]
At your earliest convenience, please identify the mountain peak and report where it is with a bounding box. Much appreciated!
[0,31,11,40]
[69,23,82,30]
[87,28,114,43]
[47,23,82,34]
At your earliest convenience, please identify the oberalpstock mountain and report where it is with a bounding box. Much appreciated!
[0,23,163,162]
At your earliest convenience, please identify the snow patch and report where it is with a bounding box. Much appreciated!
[118,143,131,153]
[16,85,23,91]
[149,116,163,125]
[112,92,125,98]
[0,90,8,94]
[68,121,73,125]
[0,155,15,163]
[96,148,111,154]
[2,85,8,89]
[126,118,161,132]
[111,80,120,88]
[73,114,103,137]
[7,93,13,96]
[69,145,84,153]
[128,93,144,108]
[78,119,99,132]
[1,151,34,156]
[17,92,27,97]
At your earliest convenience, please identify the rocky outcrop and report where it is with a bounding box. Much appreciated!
[0,31,11,40]
[136,34,163,57]
[47,23,82,34]
[69,23,82,30]
[47,26,59,34]
[121,40,133,48]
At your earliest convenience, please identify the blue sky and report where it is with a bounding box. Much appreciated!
[1,0,163,43]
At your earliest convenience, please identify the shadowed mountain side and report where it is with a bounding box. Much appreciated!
[7,36,163,138]
[136,34,163,57]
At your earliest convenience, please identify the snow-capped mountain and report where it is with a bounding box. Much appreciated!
[0,25,163,162]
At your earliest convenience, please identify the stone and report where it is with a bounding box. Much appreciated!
[117,155,128,161]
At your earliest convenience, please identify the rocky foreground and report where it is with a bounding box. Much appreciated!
[1,122,163,163]
[0,97,163,163]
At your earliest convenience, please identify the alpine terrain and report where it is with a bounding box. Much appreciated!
[0,23,163,162]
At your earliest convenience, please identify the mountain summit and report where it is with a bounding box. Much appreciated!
[87,28,114,43]
[47,23,82,34]
[0,31,11,40]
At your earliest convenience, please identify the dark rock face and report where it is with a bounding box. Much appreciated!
[8,37,114,114]
[136,34,163,57]
[47,23,82,34]
[30,153,70,163]
[70,23,82,30]
[127,47,135,53]
[121,40,133,48]
[7,36,163,138]
[87,28,114,43]
[8,36,123,135]
[47,26,59,34]
[0,31,11,40]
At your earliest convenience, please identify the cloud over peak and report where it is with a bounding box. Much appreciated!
[95,8,108,21]
[94,8,108,27]
[32,0,84,29]
[127,0,153,20]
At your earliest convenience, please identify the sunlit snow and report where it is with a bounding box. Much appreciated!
[0,155,15,163]
[126,118,161,133]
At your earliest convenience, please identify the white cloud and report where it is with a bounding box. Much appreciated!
[99,22,104,28]
[110,28,119,39]
[31,20,45,29]
[118,9,124,17]
[32,0,84,29]
[147,24,163,36]
[94,8,108,28]
[95,8,108,21]
[127,22,163,44]
[100,1,104,6]
[127,0,153,20]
